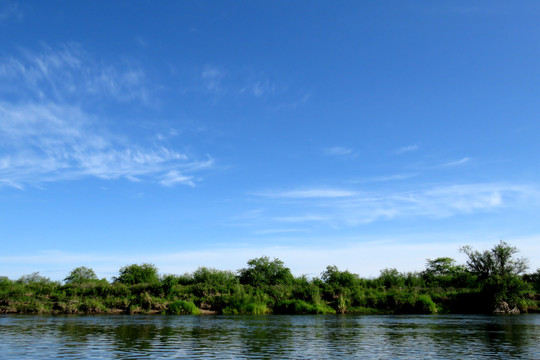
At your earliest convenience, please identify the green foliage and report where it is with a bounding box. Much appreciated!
[193,267,239,287]
[523,268,540,292]
[168,300,201,315]
[64,266,98,284]
[1,242,537,315]
[461,241,529,309]
[321,265,358,288]
[378,268,405,289]
[275,299,335,314]
[115,263,159,285]
[292,276,321,303]
[461,241,528,280]
[17,272,52,284]
[78,298,107,313]
[421,258,473,288]
[238,256,293,286]
[424,257,457,276]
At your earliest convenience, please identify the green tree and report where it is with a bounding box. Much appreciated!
[460,241,528,280]
[64,266,98,284]
[238,256,293,286]
[321,265,357,288]
[17,272,52,284]
[460,241,529,310]
[114,263,159,285]
[378,268,405,289]
[193,267,238,286]
[523,268,540,292]
[421,257,471,288]
[424,257,458,276]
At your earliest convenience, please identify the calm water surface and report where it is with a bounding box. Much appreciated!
[1,314,539,359]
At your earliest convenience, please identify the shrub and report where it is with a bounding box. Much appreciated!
[378,268,406,289]
[321,265,358,288]
[114,263,159,285]
[167,300,201,315]
[64,266,98,284]
[274,299,335,314]
[238,256,293,286]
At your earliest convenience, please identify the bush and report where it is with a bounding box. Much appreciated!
[378,268,406,289]
[238,257,293,286]
[461,241,529,309]
[115,263,159,285]
[193,267,238,287]
[64,266,98,284]
[167,300,201,315]
[321,265,358,288]
[274,299,335,314]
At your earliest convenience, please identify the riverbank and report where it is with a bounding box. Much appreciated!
[3,243,539,315]
[1,276,539,315]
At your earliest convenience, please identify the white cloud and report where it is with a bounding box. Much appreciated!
[0,44,149,103]
[239,80,276,98]
[0,101,211,189]
[395,144,419,154]
[350,173,418,184]
[0,44,214,188]
[254,183,539,226]
[438,157,470,167]
[324,146,354,156]
[201,65,225,94]
[160,170,195,187]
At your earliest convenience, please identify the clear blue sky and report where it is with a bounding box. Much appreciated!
[1,1,539,280]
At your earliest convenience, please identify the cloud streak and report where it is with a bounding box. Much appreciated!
[0,102,213,188]
[253,183,540,226]
[438,157,470,167]
[0,45,213,188]
[324,146,354,156]
[395,145,419,154]
[0,44,149,104]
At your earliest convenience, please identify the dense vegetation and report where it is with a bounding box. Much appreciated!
[1,242,539,315]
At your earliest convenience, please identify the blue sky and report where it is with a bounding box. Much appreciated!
[1,1,539,280]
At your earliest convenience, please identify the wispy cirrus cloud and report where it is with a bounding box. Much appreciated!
[0,102,213,188]
[438,157,470,167]
[0,44,213,189]
[350,173,418,184]
[324,146,354,157]
[240,80,276,98]
[395,144,419,154]
[199,64,298,104]
[0,44,149,104]
[252,183,539,226]
[201,65,226,94]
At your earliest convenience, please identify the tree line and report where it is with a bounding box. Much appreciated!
[1,241,539,315]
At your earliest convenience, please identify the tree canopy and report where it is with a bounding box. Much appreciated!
[64,266,98,284]
[461,241,530,309]
[238,256,293,286]
[461,241,528,280]
[114,263,159,285]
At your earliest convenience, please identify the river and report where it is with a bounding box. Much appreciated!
[1,314,539,359]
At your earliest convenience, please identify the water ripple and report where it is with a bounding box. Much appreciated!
[0,315,539,359]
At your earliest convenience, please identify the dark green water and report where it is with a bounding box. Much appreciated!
[1,314,539,359]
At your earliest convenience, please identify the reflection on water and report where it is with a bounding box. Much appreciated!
[0,314,539,359]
